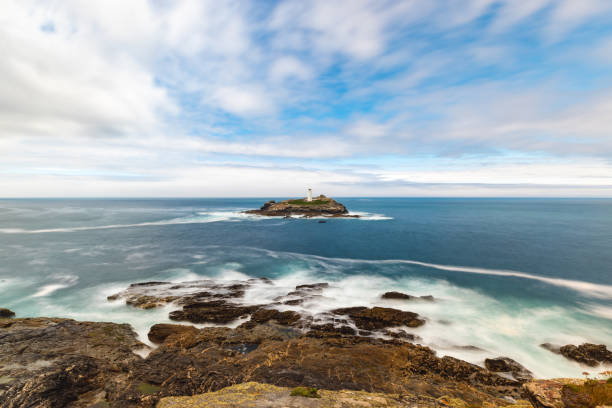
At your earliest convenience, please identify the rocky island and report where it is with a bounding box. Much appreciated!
[2,277,611,407]
[245,190,358,218]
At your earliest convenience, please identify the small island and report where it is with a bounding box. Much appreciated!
[245,189,358,218]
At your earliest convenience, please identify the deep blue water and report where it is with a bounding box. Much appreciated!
[0,198,611,377]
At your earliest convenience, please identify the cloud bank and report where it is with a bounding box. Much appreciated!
[1,0,611,197]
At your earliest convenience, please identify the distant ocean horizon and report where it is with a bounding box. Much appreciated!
[1,197,611,378]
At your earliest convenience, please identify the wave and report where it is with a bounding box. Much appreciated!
[0,212,257,234]
[0,210,392,234]
[244,248,612,300]
[31,274,78,297]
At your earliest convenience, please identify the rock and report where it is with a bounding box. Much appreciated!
[1,355,102,408]
[148,323,197,344]
[557,343,612,367]
[541,342,612,367]
[522,379,600,408]
[126,323,519,405]
[381,292,435,301]
[245,196,358,218]
[0,317,149,407]
[108,280,249,310]
[306,324,357,338]
[523,380,564,408]
[331,306,425,330]
[382,329,420,341]
[1,313,525,407]
[157,381,414,408]
[296,283,329,291]
[540,343,561,354]
[485,357,533,382]
[420,295,435,301]
[318,220,327,223]
[129,281,168,288]
[275,283,329,306]
[169,300,260,324]
[0,309,15,318]
[381,291,414,300]
[249,308,302,326]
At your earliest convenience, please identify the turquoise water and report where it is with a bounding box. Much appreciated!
[0,198,611,378]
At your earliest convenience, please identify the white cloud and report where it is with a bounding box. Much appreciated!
[546,0,612,41]
[269,0,390,59]
[0,0,175,139]
[345,120,390,141]
[212,86,275,116]
[269,56,313,82]
[489,0,553,32]
[1,0,612,197]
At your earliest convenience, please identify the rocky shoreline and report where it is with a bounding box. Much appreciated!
[245,195,359,218]
[1,277,611,407]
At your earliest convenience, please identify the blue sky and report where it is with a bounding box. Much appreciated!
[1,0,612,197]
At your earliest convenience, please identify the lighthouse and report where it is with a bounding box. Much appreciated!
[307,188,313,202]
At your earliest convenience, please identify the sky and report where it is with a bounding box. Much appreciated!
[1,0,612,197]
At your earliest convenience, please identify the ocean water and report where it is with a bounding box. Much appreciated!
[0,198,611,378]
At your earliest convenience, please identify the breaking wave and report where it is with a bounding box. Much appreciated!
[0,210,392,234]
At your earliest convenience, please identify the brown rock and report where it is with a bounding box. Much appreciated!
[381,291,414,300]
[0,317,148,407]
[331,306,425,330]
[295,283,329,291]
[306,324,357,338]
[0,308,15,318]
[249,308,301,326]
[169,300,259,324]
[484,357,533,382]
[523,380,565,408]
[148,323,197,344]
[551,343,612,367]
[382,329,420,341]
[125,323,518,405]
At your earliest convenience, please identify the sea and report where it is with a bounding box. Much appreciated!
[1,198,611,378]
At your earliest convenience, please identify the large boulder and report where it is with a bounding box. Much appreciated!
[0,309,15,318]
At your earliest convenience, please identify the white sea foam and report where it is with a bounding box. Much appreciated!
[14,260,611,378]
[0,211,256,234]
[583,304,612,320]
[348,211,393,220]
[31,284,71,298]
[31,274,79,297]
[276,251,612,300]
[0,209,391,234]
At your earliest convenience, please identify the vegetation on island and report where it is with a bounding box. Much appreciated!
[287,199,328,206]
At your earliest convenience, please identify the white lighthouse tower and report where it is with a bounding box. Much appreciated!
[307,188,313,202]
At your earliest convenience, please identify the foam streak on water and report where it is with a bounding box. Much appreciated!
[0,210,391,234]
